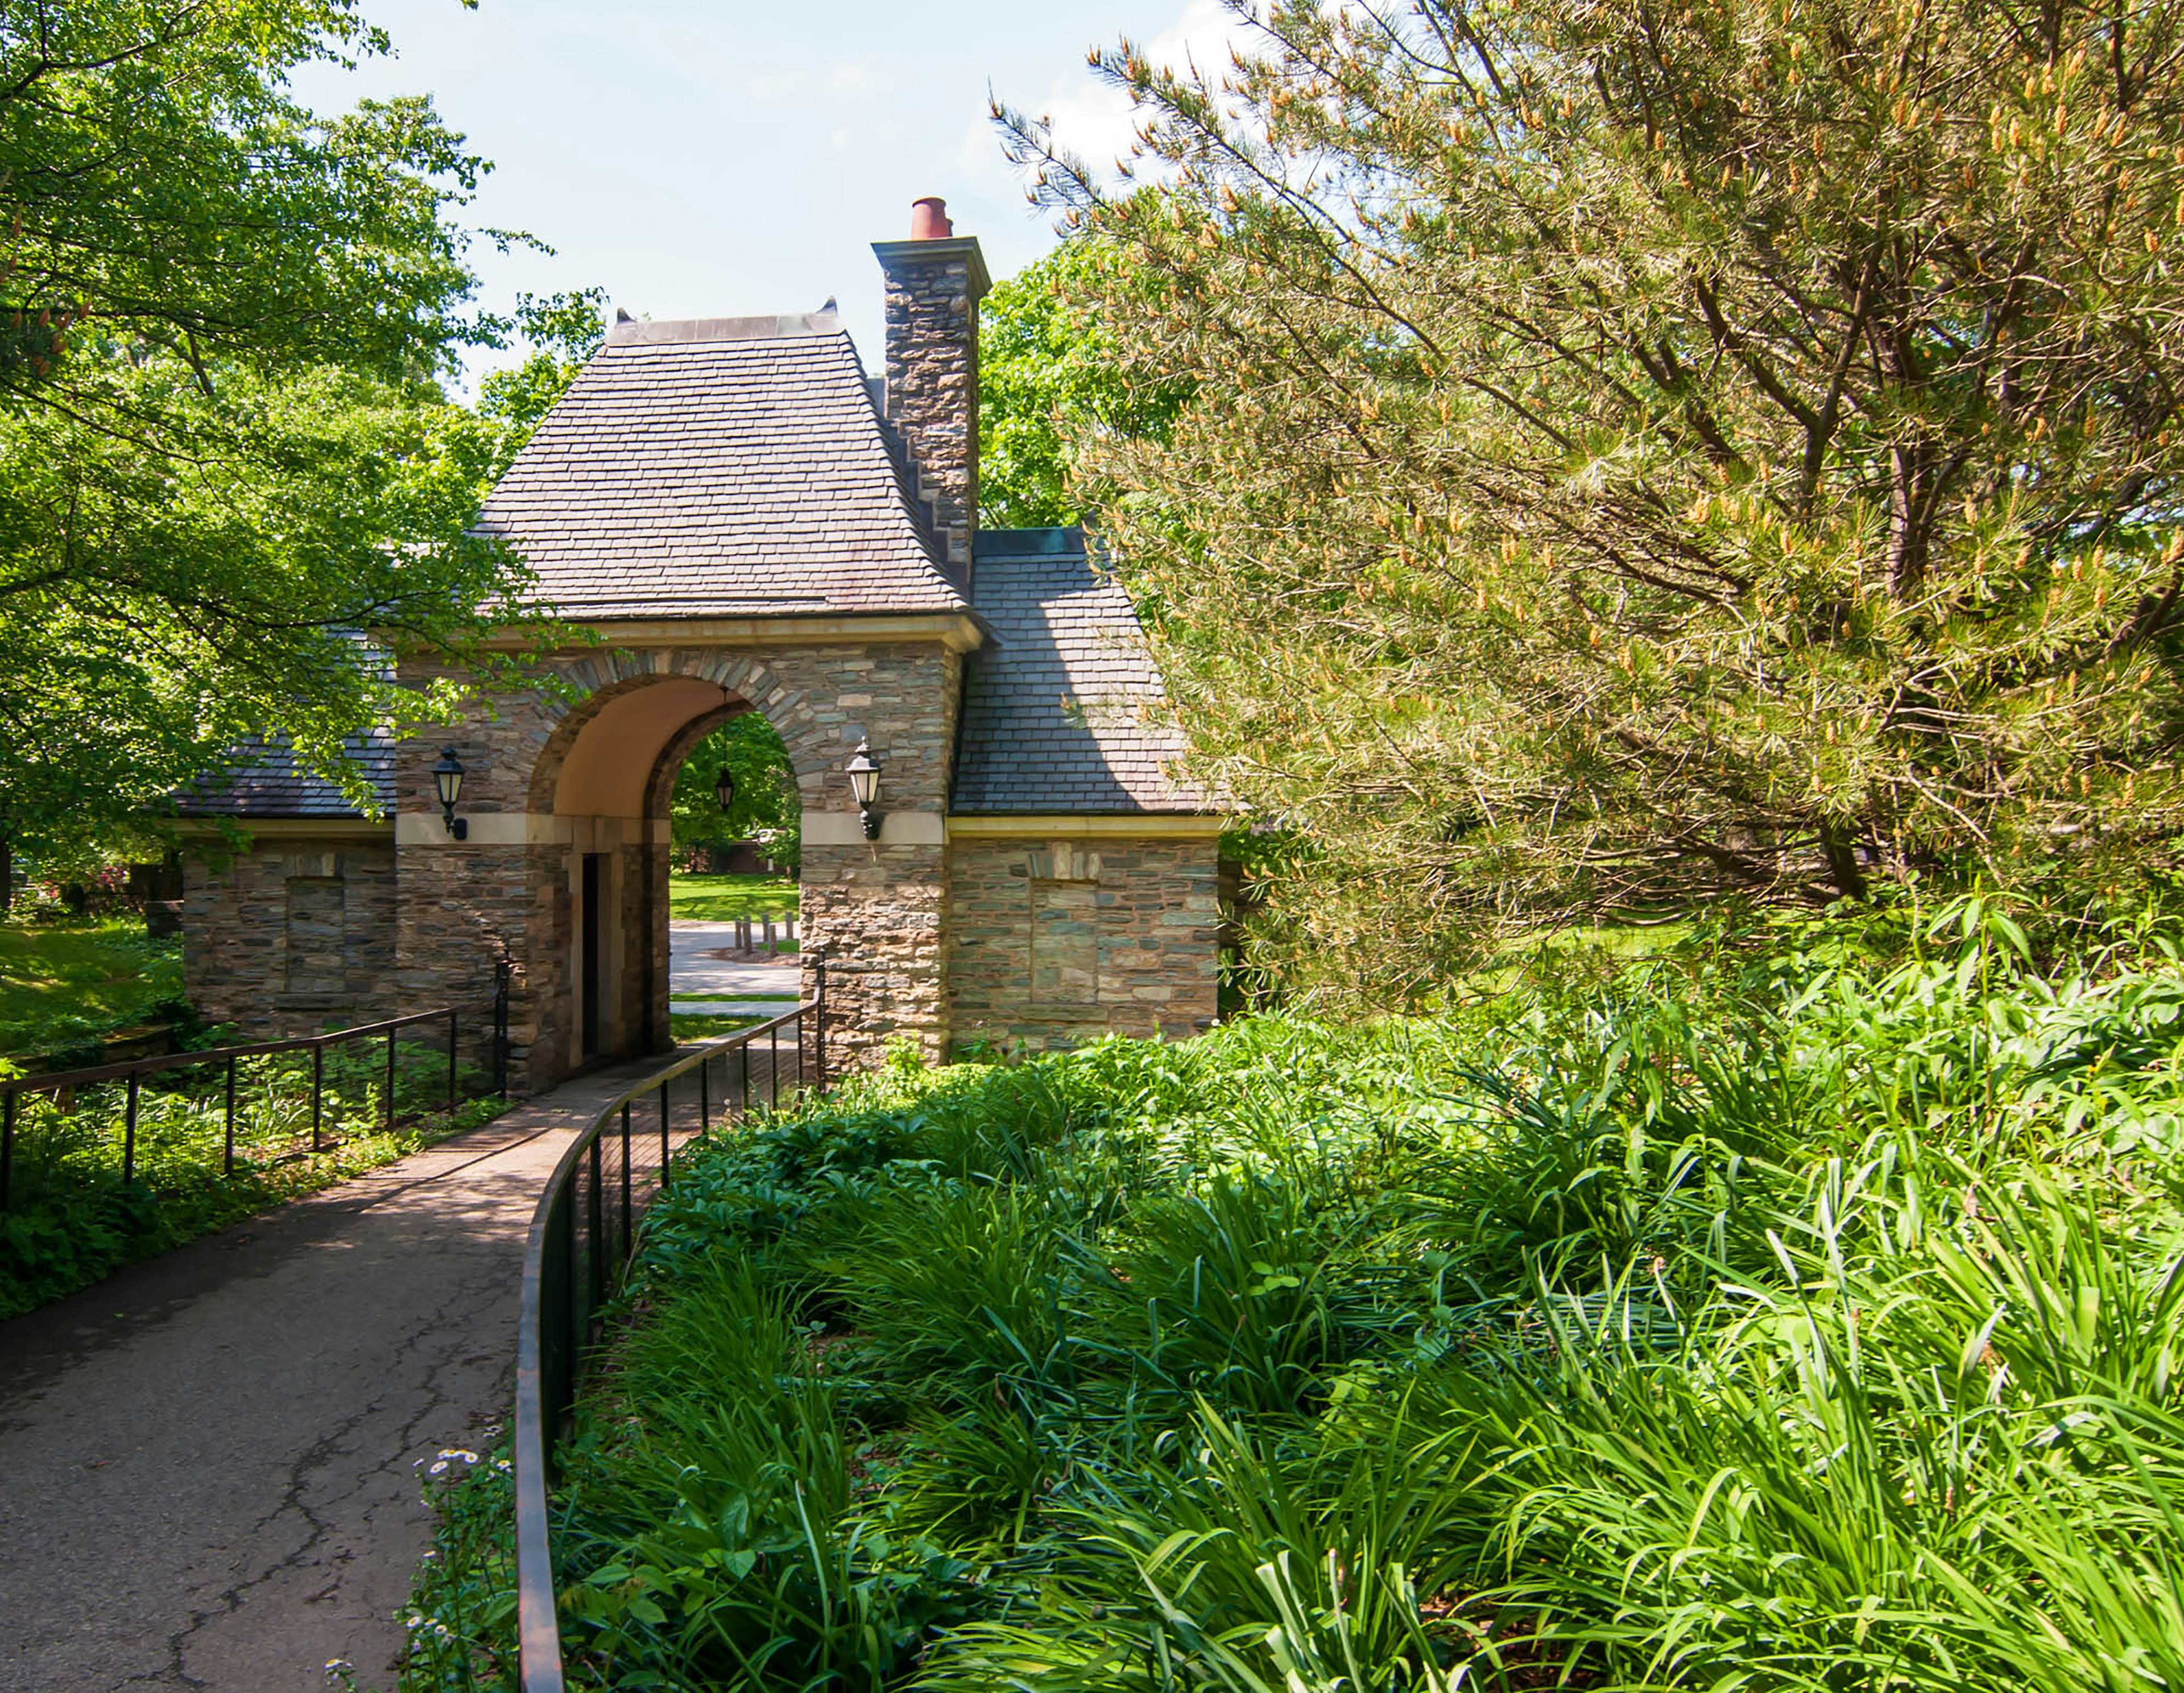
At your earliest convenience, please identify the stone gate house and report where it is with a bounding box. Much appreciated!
[175,205,1228,1091]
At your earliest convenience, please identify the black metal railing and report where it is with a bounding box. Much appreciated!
[0,964,512,1214]
[514,966,826,1693]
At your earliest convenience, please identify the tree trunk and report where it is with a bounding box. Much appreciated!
[1820,822,1869,902]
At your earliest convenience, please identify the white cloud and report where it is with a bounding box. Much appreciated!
[1035,0,1257,180]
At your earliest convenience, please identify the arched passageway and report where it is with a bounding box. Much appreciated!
[532,672,803,1074]
[386,637,965,1094]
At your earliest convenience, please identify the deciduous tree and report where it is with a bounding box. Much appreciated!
[979,241,1190,528]
[0,1,569,861]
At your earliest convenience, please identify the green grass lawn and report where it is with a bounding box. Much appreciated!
[0,919,185,1059]
[668,873,798,924]
[668,1011,768,1041]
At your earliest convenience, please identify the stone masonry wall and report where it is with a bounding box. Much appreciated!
[395,638,963,1089]
[184,837,398,1038]
[875,240,983,580]
[946,836,1222,1054]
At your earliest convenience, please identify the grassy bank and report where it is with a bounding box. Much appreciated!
[0,918,184,1058]
[408,898,2184,1691]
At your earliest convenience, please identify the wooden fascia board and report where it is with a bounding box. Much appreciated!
[945,814,1228,840]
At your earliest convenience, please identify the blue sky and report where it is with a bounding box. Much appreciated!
[292,0,1240,381]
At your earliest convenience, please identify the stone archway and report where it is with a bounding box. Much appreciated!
[392,633,969,1091]
[526,675,797,1073]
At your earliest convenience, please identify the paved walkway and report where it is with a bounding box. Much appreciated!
[0,1059,668,1693]
[669,918,800,1017]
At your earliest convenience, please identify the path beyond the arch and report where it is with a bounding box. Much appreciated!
[0,1061,665,1693]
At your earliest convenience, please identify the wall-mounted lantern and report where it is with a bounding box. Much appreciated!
[714,767,736,814]
[845,741,883,840]
[432,747,469,841]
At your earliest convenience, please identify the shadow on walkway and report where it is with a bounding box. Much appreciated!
[0,1056,668,1693]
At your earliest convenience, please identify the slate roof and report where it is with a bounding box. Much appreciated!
[479,313,969,619]
[952,529,1210,815]
[175,732,395,819]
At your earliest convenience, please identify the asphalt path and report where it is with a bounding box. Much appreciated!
[0,1059,667,1692]
[668,918,801,1016]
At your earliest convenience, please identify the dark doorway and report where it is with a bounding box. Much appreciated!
[581,852,604,1059]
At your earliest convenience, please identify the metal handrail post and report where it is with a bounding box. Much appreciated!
[311,1044,325,1153]
[386,1026,398,1130]
[123,1072,140,1184]
[814,955,827,1094]
[586,1136,605,1312]
[224,1056,237,1175]
[2,1091,15,1212]
[513,1002,813,1693]
[446,1010,459,1115]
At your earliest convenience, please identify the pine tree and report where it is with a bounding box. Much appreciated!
[1004,0,2184,994]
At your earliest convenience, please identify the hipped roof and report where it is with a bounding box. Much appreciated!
[478,312,969,620]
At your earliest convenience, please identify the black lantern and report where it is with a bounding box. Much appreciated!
[845,740,882,840]
[432,746,469,841]
[714,766,736,813]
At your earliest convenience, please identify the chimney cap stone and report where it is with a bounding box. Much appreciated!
[871,234,991,303]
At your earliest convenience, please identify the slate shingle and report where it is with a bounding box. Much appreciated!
[953,529,1208,815]
[479,313,967,618]
[176,732,395,819]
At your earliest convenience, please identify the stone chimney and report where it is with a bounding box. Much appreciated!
[872,197,988,584]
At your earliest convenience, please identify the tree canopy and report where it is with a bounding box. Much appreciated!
[978,241,1190,529]
[0,0,576,862]
[669,712,801,872]
[1004,0,2184,996]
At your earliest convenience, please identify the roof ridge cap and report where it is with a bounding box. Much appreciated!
[605,311,847,348]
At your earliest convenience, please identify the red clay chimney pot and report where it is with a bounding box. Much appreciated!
[909,196,953,240]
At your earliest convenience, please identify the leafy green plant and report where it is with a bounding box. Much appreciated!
[408,895,2184,1692]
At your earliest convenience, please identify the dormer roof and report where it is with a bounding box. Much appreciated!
[478,313,970,620]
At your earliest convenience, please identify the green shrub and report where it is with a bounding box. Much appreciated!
[406,896,2184,1692]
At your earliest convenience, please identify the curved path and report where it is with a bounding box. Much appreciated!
[0,1060,664,1692]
